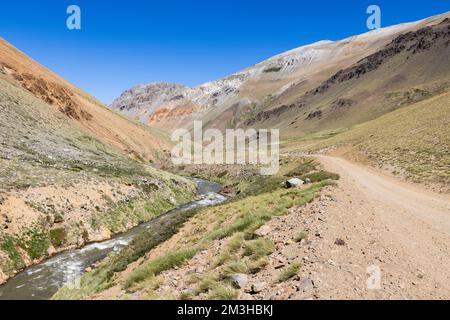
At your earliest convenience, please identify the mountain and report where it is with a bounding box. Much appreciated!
[110,12,450,188]
[111,12,450,134]
[34,10,450,301]
[0,38,196,283]
[0,38,172,162]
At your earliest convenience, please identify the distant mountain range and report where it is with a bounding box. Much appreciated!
[111,12,450,137]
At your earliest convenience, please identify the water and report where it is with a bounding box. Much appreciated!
[0,179,226,300]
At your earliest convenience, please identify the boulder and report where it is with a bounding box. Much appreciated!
[285,178,304,188]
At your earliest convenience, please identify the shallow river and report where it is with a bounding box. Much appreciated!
[0,179,225,300]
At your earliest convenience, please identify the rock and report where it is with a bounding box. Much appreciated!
[285,178,304,188]
[85,267,92,272]
[250,282,266,294]
[274,260,286,269]
[254,225,272,237]
[220,186,237,197]
[334,238,346,246]
[230,274,248,289]
[296,278,314,293]
[305,178,312,184]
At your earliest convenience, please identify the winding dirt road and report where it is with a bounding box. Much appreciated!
[305,155,450,299]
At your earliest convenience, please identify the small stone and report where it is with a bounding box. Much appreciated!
[254,225,272,237]
[250,282,266,294]
[334,238,346,246]
[296,278,314,293]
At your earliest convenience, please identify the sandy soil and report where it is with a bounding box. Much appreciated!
[302,155,450,299]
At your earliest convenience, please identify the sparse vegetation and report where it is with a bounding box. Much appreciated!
[301,170,340,183]
[289,91,450,189]
[278,262,301,283]
[0,236,25,272]
[294,230,308,242]
[125,248,197,288]
[19,229,50,260]
[49,228,66,247]
[207,283,239,300]
[243,238,275,260]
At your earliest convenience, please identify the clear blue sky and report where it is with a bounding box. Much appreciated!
[1,0,449,104]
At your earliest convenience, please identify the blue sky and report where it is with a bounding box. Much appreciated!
[1,1,449,104]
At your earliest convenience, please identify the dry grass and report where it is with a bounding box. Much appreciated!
[286,91,450,188]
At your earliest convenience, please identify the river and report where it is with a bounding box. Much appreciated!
[0,179,225,300]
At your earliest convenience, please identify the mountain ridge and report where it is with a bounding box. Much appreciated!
[110,11,450,133]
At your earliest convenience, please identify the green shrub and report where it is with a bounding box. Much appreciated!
[19,230,50,260]
[125,248,197,288]
[49,228,66,247]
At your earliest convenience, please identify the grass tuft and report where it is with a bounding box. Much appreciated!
[207,284,239,300]
[278,262,301,283]
[294,230,308,242]
[125,248,197,288]
[243,238,275,259]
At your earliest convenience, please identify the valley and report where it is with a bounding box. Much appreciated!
[0,10,449,301]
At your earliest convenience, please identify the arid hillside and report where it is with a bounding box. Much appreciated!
[0,39,196,284]
[0,37,172,162]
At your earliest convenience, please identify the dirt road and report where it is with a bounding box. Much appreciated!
[305,155,450,299]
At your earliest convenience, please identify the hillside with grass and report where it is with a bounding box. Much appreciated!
[0,37,172,163]
[53,159,340,300]
[284,89,450,192]
[0,40,196,284]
